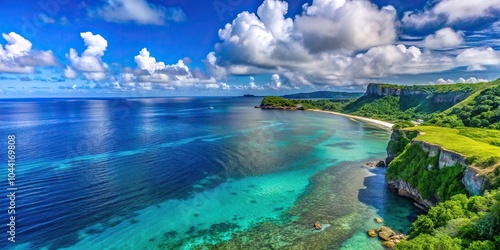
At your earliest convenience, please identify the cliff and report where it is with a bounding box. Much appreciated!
[364,83,401,97]
[388,180,435,210]
[386,130,490,209]
[462,167,489,196]
[360,83,478,114]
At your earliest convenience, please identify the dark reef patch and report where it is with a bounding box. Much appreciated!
[326,141,356,149]
[164,230,178,238]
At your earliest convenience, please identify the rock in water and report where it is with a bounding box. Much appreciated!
[367,230,377,237]
[376,160,386,167]
[382,240,396,248]
[374,217,383,223]
[377,226,396,241]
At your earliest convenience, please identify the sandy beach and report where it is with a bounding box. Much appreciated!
[310,110,394,131]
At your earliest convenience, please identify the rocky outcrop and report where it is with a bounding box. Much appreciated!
[400,89,427,97]
[388,179,435,209]
[462,167,489,196]
[432,92,469,104]
[368,225,407,249]
[365,83,401,97]
[412,140,467,169]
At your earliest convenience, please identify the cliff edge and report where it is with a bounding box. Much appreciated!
[386,129,490,209]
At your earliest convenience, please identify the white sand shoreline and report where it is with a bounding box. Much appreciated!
[309,109,394,131]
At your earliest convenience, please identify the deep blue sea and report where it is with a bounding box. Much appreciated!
[0,97,420,249]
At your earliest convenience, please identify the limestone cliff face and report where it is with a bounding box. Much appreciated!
[364,84,469,109]
[431,92,469,104]
[387,180,435,209]
[400,89,427,96]
[412,141,467,169]
[365,83,401,97]
[462,167,489,196]
[386,130,490,208]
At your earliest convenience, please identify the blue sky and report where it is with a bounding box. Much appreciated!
[0,0,499,97]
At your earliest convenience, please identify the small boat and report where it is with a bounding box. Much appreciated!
[208,106,214,109]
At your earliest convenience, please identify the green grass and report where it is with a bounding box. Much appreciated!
[404,126,500,164]
[458,128,500,147]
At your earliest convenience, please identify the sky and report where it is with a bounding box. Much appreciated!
[0,0,499,97]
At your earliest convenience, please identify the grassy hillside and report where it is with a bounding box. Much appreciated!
[344,82,491,122]
[427,81,500,129]
[405,126,500,164]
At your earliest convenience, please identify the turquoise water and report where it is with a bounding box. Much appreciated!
[0,98,419,249]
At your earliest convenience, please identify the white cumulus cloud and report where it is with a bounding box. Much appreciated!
[65,32,109,81]
[436,78,455,84]
[403,0,500,28]
[296,0,397,52]
[123,48,220,90]
[0,32,58,73]
[423,28,464,49]
[458,77,489,84]
[207,0,500,87]
[456,47,500,67]
[271,74,282,89]
[64,66,78,79]
[209,0,402,86]
[95,0,186,25]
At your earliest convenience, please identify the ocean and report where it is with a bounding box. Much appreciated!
[0,97,420,249]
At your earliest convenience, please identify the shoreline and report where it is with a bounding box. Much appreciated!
[308,109,394,131]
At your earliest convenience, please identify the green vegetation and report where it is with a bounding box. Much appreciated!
[345,96,411,121]
[260,96,354,111]
[392,120,415,130]
[261,96,296,107]
[342,82,491,122]
[426,80,500,129]
[452,85,500,129]
[395,188,500,249]
[404,126,500,165]
[388,126,500,192]
[387,143,467,201]
[387,129,419,157]
[458,128,500,147]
